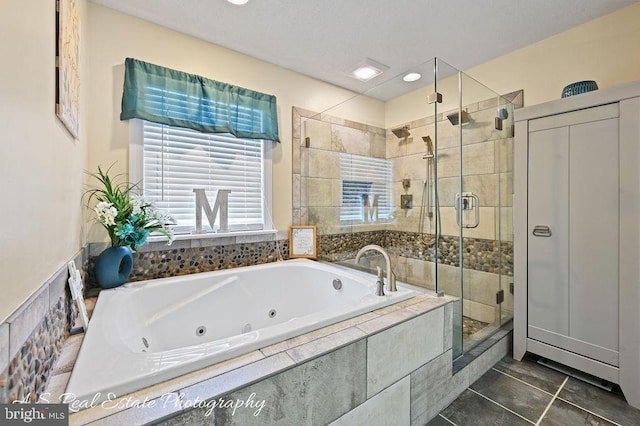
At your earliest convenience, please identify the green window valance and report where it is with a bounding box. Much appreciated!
[120,58,280,142]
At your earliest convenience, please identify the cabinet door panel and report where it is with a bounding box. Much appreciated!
[528,126,569,337]
[569,117,619,352]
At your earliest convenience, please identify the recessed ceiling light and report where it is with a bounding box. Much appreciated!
[228,0,249,5]
[353,67,379,81]
[347,58,389,82]
[403,72,421,82]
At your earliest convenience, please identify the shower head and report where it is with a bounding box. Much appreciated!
[422,136,434,157]
[391,125,411,139]
[446,110,471,126]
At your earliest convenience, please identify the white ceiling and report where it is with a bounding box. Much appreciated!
[91,0,637,100]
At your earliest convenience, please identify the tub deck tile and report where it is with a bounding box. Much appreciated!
[68,350,265,425]
[259,311,378,357]
[76,392,183,426]
[373,304,403,316]
[406,297,452,316]
[396,293,434,307]
[53,334,84,375]
[356,308,418,335]
[44,372,71,404]
[372,294,435,316]
[178,352,295,405]
[286,327,367,364]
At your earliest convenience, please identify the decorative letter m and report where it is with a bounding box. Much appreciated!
[193,189,231,233]
[361,193,379,223]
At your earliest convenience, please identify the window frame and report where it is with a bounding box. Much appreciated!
[338,152,393,225]
[129,118,274,239]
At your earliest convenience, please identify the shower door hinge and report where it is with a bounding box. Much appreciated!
[496,289,505,305]
[427,92,443,104]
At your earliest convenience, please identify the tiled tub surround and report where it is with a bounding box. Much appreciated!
[65,259,417,402]
[45,290,511,425]
[0,249,85,404]
[1,235,288,405]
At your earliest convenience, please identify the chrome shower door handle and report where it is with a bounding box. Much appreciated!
[468,193,480,228]
[532,225,552,237]
[455,192,480,228]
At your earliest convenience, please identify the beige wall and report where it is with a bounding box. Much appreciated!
[0,0,88,322]
[386,2,640,128]
[85,3,385,243]
[466,2,640,107]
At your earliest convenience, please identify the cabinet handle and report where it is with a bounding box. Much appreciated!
[532,225,552,237]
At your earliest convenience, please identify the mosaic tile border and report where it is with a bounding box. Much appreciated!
[0,299,68,403]
[317,230,513,276]
[87,239,289,287]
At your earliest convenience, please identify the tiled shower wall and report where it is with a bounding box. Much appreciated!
[292,100,515,322]
[292,106,388,232]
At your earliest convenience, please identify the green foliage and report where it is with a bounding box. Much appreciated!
[85,165,174,250]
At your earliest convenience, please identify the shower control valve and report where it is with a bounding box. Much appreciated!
[456,192,475,210]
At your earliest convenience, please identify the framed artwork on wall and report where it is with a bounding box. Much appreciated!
[56,0,80,138]
[289,226,317,259]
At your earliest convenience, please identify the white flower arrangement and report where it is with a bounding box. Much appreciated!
[86,166,175,250]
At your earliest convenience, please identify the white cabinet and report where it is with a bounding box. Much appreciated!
[514,82,640,409]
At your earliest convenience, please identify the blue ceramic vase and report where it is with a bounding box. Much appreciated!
[95,246,134,289]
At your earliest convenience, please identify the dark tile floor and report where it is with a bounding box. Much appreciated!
[429,353,640,426]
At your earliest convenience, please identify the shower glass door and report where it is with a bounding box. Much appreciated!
[434,59,515,357]
[295,56,515,362]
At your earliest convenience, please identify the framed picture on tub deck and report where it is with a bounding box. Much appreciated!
[289,226,317,259]
[56,0,80,138]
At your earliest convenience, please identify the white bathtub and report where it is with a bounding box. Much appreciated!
[65,259,415,403]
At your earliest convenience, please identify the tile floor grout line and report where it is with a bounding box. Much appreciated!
[556,396,623,426]
[535,376,568,425]
[490,367,558,397]
[438,414,458,426]
[467,388,536,425]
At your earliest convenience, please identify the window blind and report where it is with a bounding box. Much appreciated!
[339,153,392,222]
[142,121,265,232]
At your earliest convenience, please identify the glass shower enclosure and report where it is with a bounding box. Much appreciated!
[292,57,516,359]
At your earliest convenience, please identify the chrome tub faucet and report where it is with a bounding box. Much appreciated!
[355,244,397,292]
